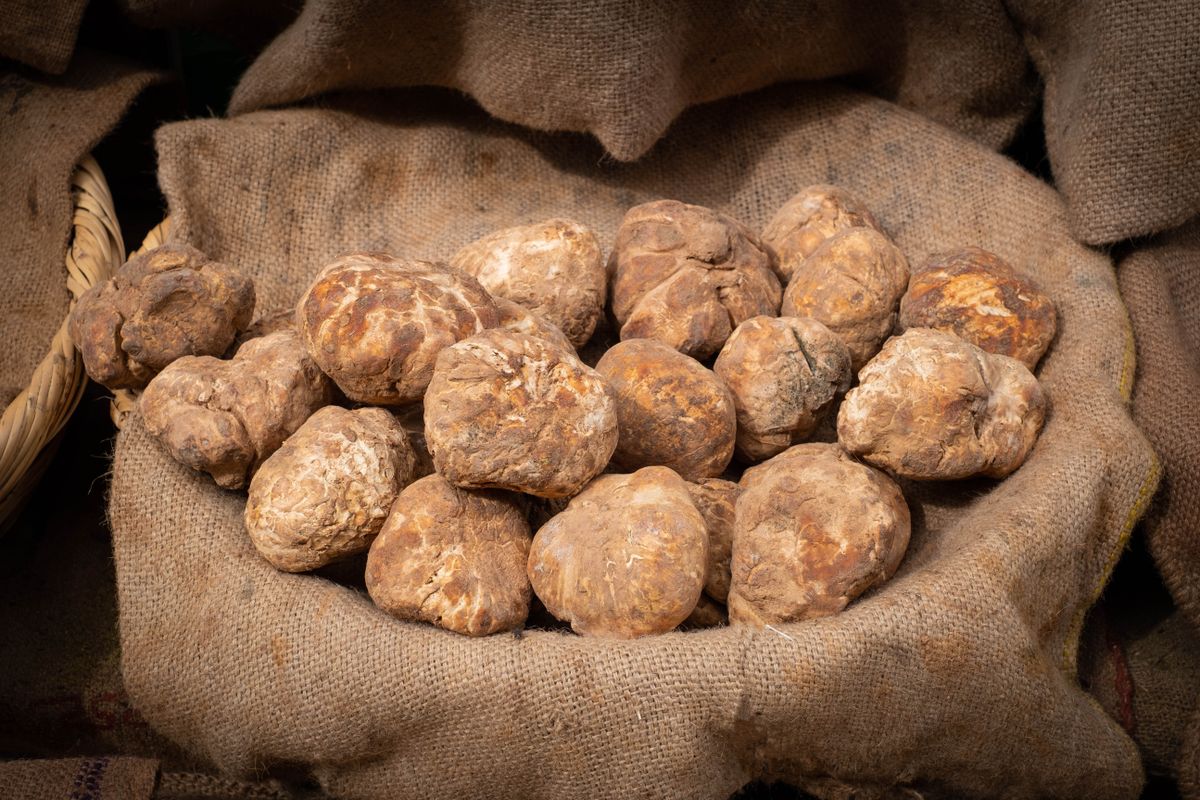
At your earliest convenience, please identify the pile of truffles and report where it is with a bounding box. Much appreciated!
[73,185,1055,638]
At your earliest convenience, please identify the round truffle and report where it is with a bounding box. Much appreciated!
[140,329,332,489]
[528,467,708,638]
[781,227,910,370]
[69,243,255,390]
[837,328,1047,480]
[295,252,499,405]
[686,477,741,603]
[609,200,781,359]
[713,315,852,462]
[451,219,605,348]
[595,338,736,480]
[424,328,618,498]
[898,246,1057,370]
[245,406,417,572]
[728,443,910,625]
[366,474,532,636]
[492,296,576,354]
[761,185,881,283]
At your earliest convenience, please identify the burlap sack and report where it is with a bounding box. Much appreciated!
[225,0,1035,160]
[0,0,89,73]
[0,51,159,408]
[0,756,158,800]
[109,82,1158,798]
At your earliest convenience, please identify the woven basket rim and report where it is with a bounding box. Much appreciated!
[0,156,123,530]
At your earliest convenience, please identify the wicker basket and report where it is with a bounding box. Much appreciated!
[0,156,123,530]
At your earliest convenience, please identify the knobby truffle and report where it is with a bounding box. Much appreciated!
[781,227,909,370]
[528,467,708,638]
[424,329,618,498]
[70,243,255,390]
[296,252,499,405]
[728,443,910,625]
[838,328,1047,479]
[140,329,332,489]
[366,475,532,636]
[595,338,736,480]
[714,315,852,462]
[899,246,1057,370]
[451,219,605,348]
[761,185,882,284]
[245,406,417,572]
[609,200,781,359]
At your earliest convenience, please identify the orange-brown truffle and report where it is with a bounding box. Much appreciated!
[366,475,532,636]
[761,185,881,283]
[728,443,910,625]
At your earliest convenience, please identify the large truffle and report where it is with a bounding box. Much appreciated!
[781,227,910,370]
[687,478,741,604]
[527,467,707,638]
[728,443,910,625]
[713,315,852,462]
[140,329,332,489]
[245,406,417,572]
[295,253,499,405]
[424,329,618,498]
[69,243,255,390]
[898,246,1057,370]
[366,474,532,636]
[838,328,1047,480]
[761,185,882,283]
[451,219,605,348]
[609,200,781,359]
[595,338,736,480]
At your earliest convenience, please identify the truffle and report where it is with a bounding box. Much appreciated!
[761,185,881,283]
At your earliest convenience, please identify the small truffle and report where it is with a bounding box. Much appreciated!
[451,219,605,348]
[295,253,499,405]
[366,475,532,636]
[683,594,728,629]
[234,309,295,348]
[686,478,741,604]
[245,406,417,572]
[899,246,1057,370]
[424,329,618,498]
[781,227,909,370]
[492,296,576,354]
[140,329,332,489]
[595,338,736,480]
[728,443,910,625]
[528,467,708,638]
[713,316,852,462]
[69,243,255,390]
[837,328,1047,480]
[609,200,781,359]
[761,185,882,283]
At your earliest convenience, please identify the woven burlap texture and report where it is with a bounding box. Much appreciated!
[110,84,1158,799]
[0,0,88,73]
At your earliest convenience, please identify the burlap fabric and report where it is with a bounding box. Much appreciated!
[0,756,158,800]
[0,51,159,409]
[109,83,1158,798]
[0,0,89,73]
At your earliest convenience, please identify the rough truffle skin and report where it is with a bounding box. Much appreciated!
[365,474,532,636]
[760,185,881,283]
[245,406,417,572]
[451,219,605,348]
[838,328,1047,480]
[609,200,781,360]
[69,243,255,391]
[527,467,708,638]
[140,330,332,489]
[492,296,576,354]
[781,227,910,370]
[728,443,910,625]
[898,246,1058,370]
[295,252,499,405]
[714,315,852,462]
[595,338,736,480]
[424,329,618,498]
[686,478,741,603]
